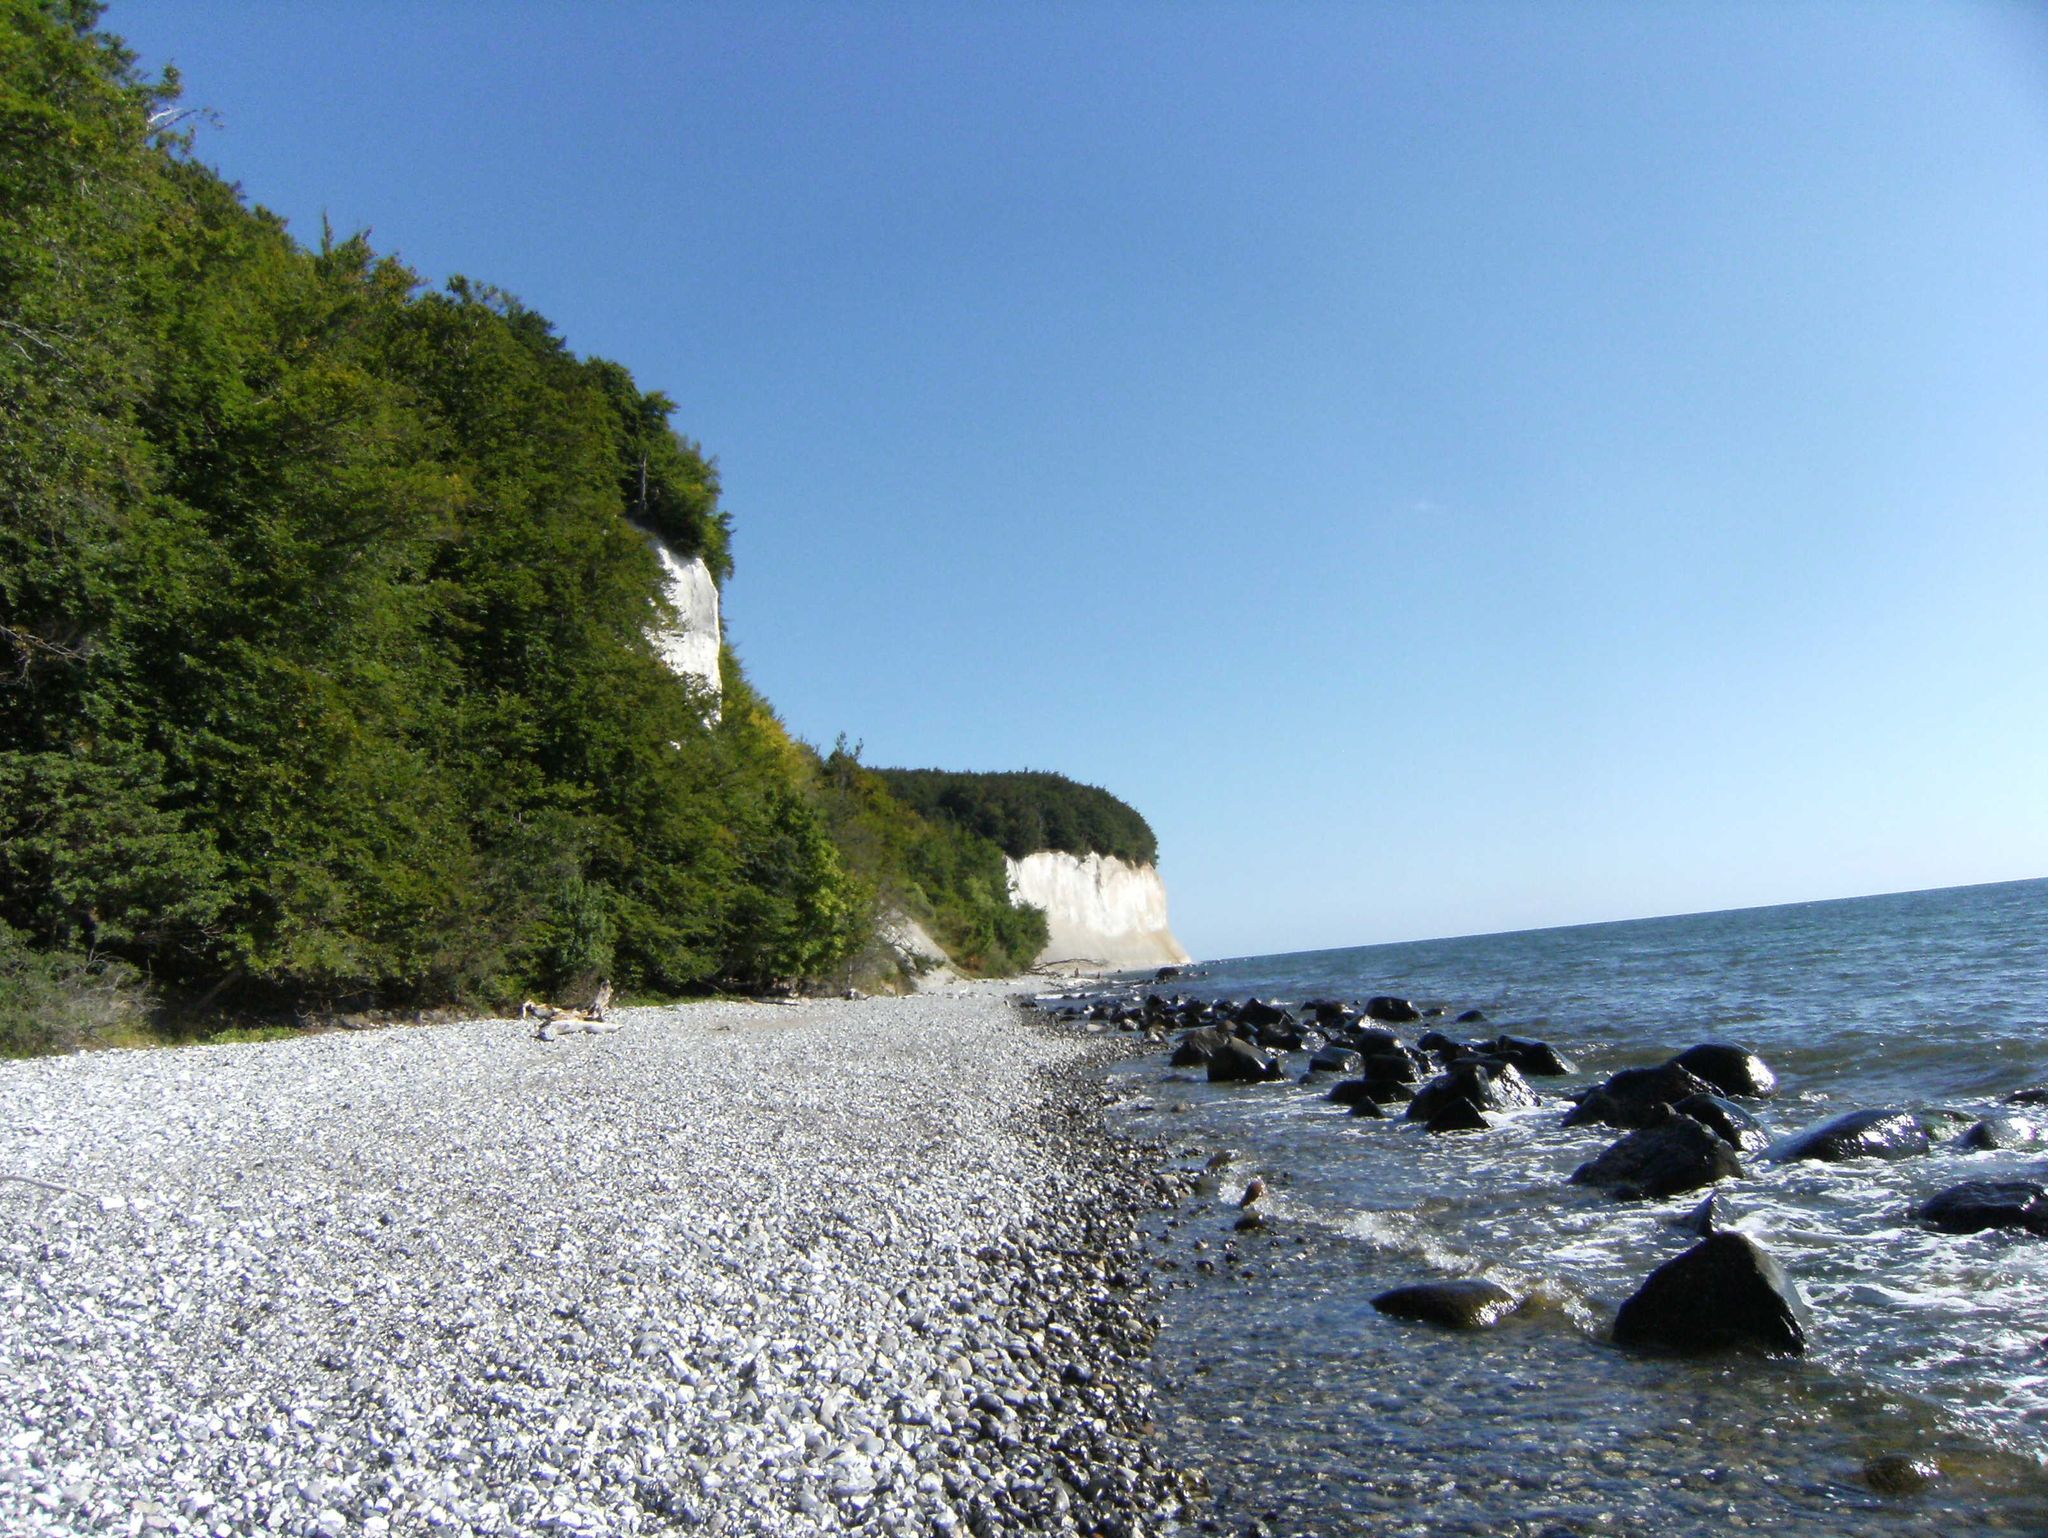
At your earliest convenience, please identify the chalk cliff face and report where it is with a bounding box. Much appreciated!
[1006,851,1191,971]
[645,532,722,716]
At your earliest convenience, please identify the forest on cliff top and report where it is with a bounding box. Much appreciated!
[0,3,1161,1051]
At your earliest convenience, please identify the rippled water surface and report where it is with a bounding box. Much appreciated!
[1110,878,2048,1535]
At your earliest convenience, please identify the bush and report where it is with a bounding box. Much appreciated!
[0,923,150,1057]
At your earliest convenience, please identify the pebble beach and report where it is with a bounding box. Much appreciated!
[0,984,1182,1537]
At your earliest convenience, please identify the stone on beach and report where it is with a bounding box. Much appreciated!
[1916,1179,2048,1236]
[1563,1062,1720,1130]
[1371,1278,1522,1330]
[1772,1107,1930,1163]
[1406,1061,1538,1124]
[1571,1108,1744,1201]
[1672,1092,1770,1152]
[1207,1037,1284,1083]
[1670,1042,1779,1099]
[1612,1233,1811,1356]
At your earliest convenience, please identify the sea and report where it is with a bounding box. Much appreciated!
[1098,876,2048,1537]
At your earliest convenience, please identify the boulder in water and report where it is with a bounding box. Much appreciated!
[1863,1453,1940,1496]
[1612,1233,1810,1355]
[1488,1035,1575,1076]
[1307,1045,1364,1076]
[1564,1063,1720,1130]
[1916,1179,2048,1236]
[1455,1008,1488,1025]
[1958,1115,2035,1152]
[1364,995,1422,1024]
[1670,1191,1733,1237]
[1670,1042,1779,1099]
[1327,1077,1380,1108]
[1424,1099,1492,1134]
[1408,1061,1538,1123]
[1371,1278,1521,1330]
[1673,1093,1770,1153]
[1571,1108,1744,1201]
[1207,1038,1284,1084]
[1772,1108,1929,1163]
[1234,998,1292,1030]
[1170,1027,1232,1068]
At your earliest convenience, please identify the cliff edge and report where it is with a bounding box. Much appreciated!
[1006,850,1191,971]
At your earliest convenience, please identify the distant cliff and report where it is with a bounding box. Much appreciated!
[1006,850,1190,970]
[869,769,1188,973]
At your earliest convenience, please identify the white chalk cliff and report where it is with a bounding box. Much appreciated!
[644,531,722,717]
[1006,851,1191,971]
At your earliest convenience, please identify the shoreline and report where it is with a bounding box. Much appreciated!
[0,982,1192,1536]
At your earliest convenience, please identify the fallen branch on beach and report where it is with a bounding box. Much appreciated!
[522,981,616,1041]
[0,1173,94,1204]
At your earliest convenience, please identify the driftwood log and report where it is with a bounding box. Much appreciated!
[522,981,615,1040]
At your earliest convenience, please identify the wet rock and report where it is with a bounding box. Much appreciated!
[1169,1028,1231,1068]
[1571,1108,1744,1201]
[1238,1177,1268,1209]
[1670,1191,1732,1237]
[1371,1278,1520,1330]
[1772,1108,1929,1163]
[1363,995,1422,1024]
[1233,999,1293,1030]
[1407,1061,1538,1124]
[2006,1084,2048,1107]
[1232,1211,1268,1233]
[1563,1064,1720,1131]
[1915,1179,2048,1236]
[1863,1453,1940,1496]
[1415,1029,1459,1060]
[1670,1042,1779,1099]
[1362,1047,1425,1085]
[1455,1009,1488,1025]
[1307,1045,1364,1077]
[1487,1035,1575,1077]
[1347,1097,1385,1119]
[1423,1100,1491,1134]
[1326,1078,1380,1108]
[1206,1038,1284,1084]
[1612,1233,1810,1356]
[1958,1115,2033,1152]
[1673,1093,1770,1153]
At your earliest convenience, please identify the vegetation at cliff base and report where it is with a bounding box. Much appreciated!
[870,769,1159,867]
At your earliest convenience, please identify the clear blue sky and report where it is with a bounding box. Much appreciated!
[117,1,2048,960]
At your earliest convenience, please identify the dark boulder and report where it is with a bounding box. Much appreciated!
[1612,1233,1810,1356]
[1424,1100,1491,1134]
[1364,995,1422,1024]
[1571,1108,1745,1201]
[1563,1064,1720,1130]
[1347,1097,1385,1119]
[1455,1008,1488,1025]
[1338,1026,1403,1056]
[2005,1085,2048,1107]
[1670,1192,1732,1237]
[1207,1038,1284,1084]
[1169,1028,1232,1068]
[1959,1116,2034,1152]
[1773,1108,1929,1164]
[1916,1179,2048,1236]
[1307,1045,1364,1077]
[1416,1029,1459,1059]
[1256,1019,1313,1051]
[1327,1077,1380,1108]
[1408,1061,1538,1123]
[1489,1035,1575,1077]
[1863,1454,1940,1496]
[1673,1093,1770,1153]
[1155,965,1183,981]
[1233,998,1293,1030]
[1371,1278,1520,1330]
[1362,1048,1425,1086]
[1671,1043,1778,1099]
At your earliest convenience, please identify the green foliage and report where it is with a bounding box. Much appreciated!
[0,921,146,1057]
[816,746,1049,977]
[870,768,1159,867]
[0,2,867,1024]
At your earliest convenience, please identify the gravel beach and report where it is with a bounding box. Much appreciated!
[0,983,1184,1537]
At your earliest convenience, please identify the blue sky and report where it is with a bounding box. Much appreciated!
[117,2,2048,959]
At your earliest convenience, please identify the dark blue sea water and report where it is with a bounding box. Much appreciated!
[1098,877,2048,1537]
